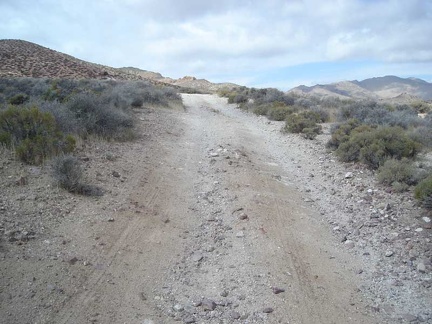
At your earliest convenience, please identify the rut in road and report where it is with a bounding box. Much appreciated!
[51,94,384,324]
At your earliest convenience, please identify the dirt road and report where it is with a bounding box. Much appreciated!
[48,94,384,324]
[2,94,389,324]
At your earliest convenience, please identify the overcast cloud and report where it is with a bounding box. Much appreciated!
[1,0,431,89]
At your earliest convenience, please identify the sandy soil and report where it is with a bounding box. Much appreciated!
[1,94,430,324]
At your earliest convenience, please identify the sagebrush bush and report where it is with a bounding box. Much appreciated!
[334,125,421,169]
[377,158,416,187]
[0,105,76,164]
[67,93,133,138]
[414,174,432,209]
[52,155,103,196]
[267,103,297,121]
[51,155,83,192]
[285,111,322,137]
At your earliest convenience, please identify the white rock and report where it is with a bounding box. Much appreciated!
[344,172,354,179]
[385,251,394,257]
[236,231,245,238]
[415,228,423,232]
[422,217,431,223]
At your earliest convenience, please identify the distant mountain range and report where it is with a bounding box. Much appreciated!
[289,76,432,101]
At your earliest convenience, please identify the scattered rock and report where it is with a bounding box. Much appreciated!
[238,213,248,220]
[272,287,285,294]
[107,217,115,222]
[345,172,354,179]
[68,257,79,265]
[236,231,245,238]
[422,216,431,223]
[385,251,394,257]
[230,311,241,319]
[262,307,274,313]
[183,317,196,324]
[173,304,184,312]
[220,290,229,297]
[209,153,219,158]
[192,253,203,262]
[417,262,426,273]
[112,171,120,178]
[202,298,217,311]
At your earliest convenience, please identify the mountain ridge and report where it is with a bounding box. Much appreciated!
[289,75,432,101]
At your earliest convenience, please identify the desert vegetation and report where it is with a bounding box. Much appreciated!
[0,77,181,194]
[219,86,432,210]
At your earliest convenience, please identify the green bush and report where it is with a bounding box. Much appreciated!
[267,103,297,121]
[253,104,270,116]
[414,174,432,209]
[334,125,421,169]
[8,93,29,105]
[377,158,416,188]
[285,111,322,136]
[327,119,361,149]
[0,106,76,164]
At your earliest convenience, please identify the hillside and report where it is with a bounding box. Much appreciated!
[0,39,142,80]
[0,39,240,93]
[119,67,240,93]
[289,75,432,101]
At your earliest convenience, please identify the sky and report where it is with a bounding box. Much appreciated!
[1,0,431,90]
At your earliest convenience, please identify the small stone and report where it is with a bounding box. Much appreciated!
[173,304,184,312]
[385,251,394,257]
[238,213,248,220]
[417,262,426,273]
[263,307,274,314]
[402,314,418,322]
[142,320,155,324]
[68,257,79,265]
[192,253,203,262]
[345,172,354,179]
[422,216,431,223]
[344,240,355,249]
[107,217,115,222]
[220,290,229,297]
[202,298,216,311]
[230,311,241,319]
[183,317,196,324]
[209,153,219,157]
[415,227,423,232]
[236,231,245,238]
[112,171,120,178]
[272,287,285,294]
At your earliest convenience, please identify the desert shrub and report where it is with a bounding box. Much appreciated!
[37,100,81,134]
[0,105,76,164]
[66,93,133,138]
[8,93,29,105]
[327,119,361,149]
[310,106,330,122]
[51,155,103,196]
[267,103,297,121]
[285,111,322,138]
[335,125,421,169]
[253,105,270,116]
[414,174,432,209]
[377,158,416,188]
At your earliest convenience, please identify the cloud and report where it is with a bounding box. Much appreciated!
[0,0,431,88]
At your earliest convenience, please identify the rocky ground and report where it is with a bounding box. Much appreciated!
[0,94,431,324]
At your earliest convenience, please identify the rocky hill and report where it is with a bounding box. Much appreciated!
[119,67,240,93]
[289,76,432,101]
[0,39,143,80]
[0,39,239,93]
